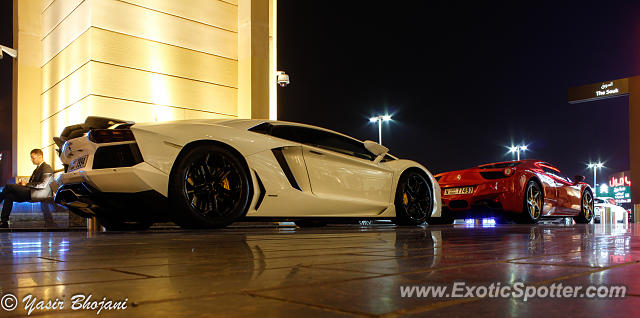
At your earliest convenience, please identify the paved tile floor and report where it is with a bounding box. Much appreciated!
[0,223,639,317]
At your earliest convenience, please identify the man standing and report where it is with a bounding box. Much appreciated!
[0,149,54,228]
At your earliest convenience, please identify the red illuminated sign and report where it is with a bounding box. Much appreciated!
[609,176,631,187]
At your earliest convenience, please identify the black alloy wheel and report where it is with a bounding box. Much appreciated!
[519,180,542,224]
[573,189,595,224]
[395,171,435,226]
[170,144,252,228]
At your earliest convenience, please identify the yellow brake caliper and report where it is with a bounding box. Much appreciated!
[403,192,409,205]
[222,177,231,191]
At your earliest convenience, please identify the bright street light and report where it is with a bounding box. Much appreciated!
[587,162,604,190]
[508,144,528,160]
[369,114,392,145]
[587,162,604,169]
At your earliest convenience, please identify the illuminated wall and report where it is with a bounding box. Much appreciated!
[13,0,277,175]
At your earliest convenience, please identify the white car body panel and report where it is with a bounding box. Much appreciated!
[55,118,442,219]
[244,149,395,217]
[58,163,163,193]
[301,145,393,208]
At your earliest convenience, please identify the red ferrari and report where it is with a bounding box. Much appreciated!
[434,160,594,224]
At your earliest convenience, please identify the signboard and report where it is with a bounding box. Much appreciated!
[568,77,639,205]
[568,78,629,104]
[609,175,631,187]
[598,183,631,204]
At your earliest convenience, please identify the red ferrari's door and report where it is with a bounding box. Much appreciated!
[537,164,561,214]
[555,176,582,215]
[540,163,581,215]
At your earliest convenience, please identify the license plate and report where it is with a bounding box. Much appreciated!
[69,155,88,172]
[444,187,474,196]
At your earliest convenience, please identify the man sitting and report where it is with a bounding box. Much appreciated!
[0,149,54,228]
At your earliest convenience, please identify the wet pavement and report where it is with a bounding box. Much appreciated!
[0,223,639,317]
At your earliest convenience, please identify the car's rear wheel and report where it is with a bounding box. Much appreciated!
[170,144,252,229]
[97,217,153,231]
[573,189,594,224]
[518,181,542,224]
[395,171,434,226]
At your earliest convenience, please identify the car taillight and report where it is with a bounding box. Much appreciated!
[88,129,135,143]
[504,167,515,176]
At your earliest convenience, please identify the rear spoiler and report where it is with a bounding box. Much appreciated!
[52,116,134,149]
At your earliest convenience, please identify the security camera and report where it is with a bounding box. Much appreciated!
[0,45,17,59]
[276,71,290,87]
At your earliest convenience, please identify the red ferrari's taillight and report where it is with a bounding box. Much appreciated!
[504,167,515,176]
[88,129,135,143]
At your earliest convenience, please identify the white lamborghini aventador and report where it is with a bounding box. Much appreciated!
[53,117,441,230]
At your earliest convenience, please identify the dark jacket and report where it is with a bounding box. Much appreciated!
[26,162,54,200]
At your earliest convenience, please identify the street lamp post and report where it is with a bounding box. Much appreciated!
[369,115,391,145]
[508,145,528,160]
[587,162,604,190]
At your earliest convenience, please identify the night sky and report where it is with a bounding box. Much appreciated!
[277,0,638,181]
[1,1,639,184]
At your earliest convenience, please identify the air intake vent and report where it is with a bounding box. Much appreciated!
[254,172,266,210]
[271,148,302,191]
[480,171,507,180]
[93,144,143,169]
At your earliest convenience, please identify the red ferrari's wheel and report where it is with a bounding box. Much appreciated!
[519,181,542,224]
[573,189,594,224]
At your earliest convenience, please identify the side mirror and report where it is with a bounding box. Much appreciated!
[364,140,389,157]
[573,175,585,184]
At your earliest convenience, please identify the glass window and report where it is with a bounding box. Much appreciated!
[299,127,375,161]
[561,173,574,183]
[540,164,571,183]
[270,125,299,142]
[248,122,273,135]
[269,125,375,161]
[251,124,395,161]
